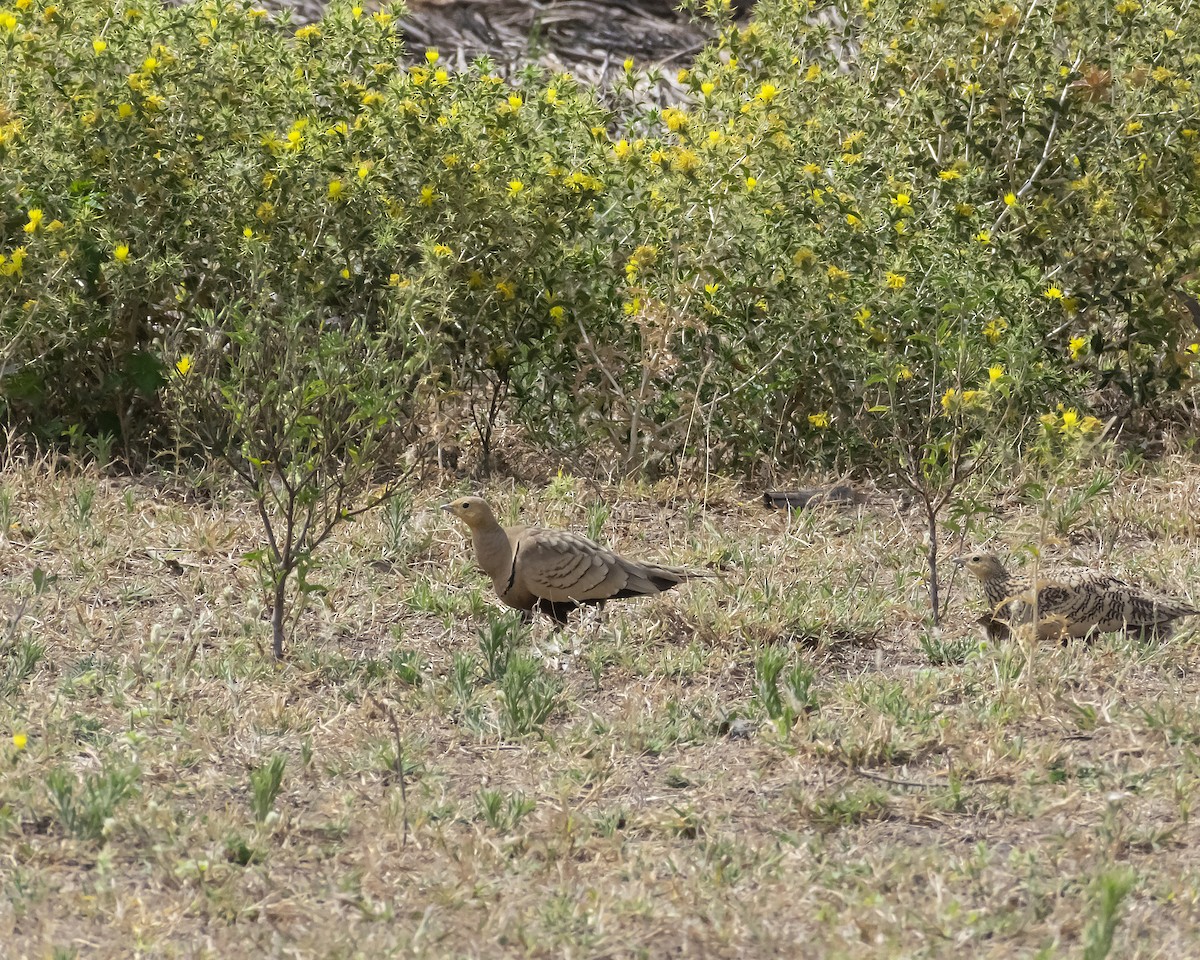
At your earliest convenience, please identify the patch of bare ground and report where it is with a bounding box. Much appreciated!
[2,454,1200,957]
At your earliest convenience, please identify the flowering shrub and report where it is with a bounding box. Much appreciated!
[0,0,611,457]
[582,0,1200,471]
[2,0,1198,475]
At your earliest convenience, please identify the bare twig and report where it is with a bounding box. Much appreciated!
[372,695,409,848]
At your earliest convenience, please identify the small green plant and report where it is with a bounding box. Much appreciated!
[1082,868,1137,960]
[224,835,265,867]
[71,481,96,527]
[387,649,425,687]
[499,655,560,737]
[1043,471,1116,538]
[169,304,421,659]
[754,648,817,733]
[586,500,610,542]
[249,754,287,824]
[450,652,479,707]
[919,632,977,666]
[45,764,140,841]
[381,492,414,560]
[805,786,891,829]
[476,788,536,833]
[478,613,527,683]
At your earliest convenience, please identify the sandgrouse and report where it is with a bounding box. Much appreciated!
[956,550,1198,640]
[442,496,713,625]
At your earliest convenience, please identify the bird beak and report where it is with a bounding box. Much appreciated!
[439,503,454,513]
[950,556,965,567]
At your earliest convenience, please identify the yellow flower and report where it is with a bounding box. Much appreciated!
[496,279,516,300]
[701,81,715,95]
[1069,336,1087,359]
[12,732,27,751]
[745,176,757,190]
[419,185,436,206]
[974,230,991,245]
[793,247,816,268]
[938,169,961,181]
[885,271,906,290]
[896,365,914,381]
[92,38,108,54]
[663,108,688,132]
[425,49,439,64]
[508,179,525,197]
[827,265,850,282]
[340,267,350,279]
[351,5,362,17]
[983,317,1008,343]
[805,64,821,82]
[891,192,912,210]
[808,411,830,428]
[1125,120,1143,134]
[506,94,523,111]
[1039,412,1059,429]
[294,24,321,41]
[1003,191,1017,206]
[846,213,861,229]
[623,57,635,71]
[1060,409,1081,433]
[113,244,130,262]
[756,82,779,102]
[243,226,254,238]
[23,209,43,233]
[175,355,192,376]
[328,179,343,199]
[855,306,872,325]
[613,138,632,160]
[988,365,1004,383]
[1044,286,1063,300]
[432,244,452,257]
[549,305,566,325]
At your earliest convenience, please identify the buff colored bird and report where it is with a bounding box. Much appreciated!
[442,496,713,625]
[956,550,1198,640]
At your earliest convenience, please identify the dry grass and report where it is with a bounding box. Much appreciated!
[3,453,1200,958]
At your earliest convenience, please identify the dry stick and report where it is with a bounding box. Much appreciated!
[989,52,1083,236]
[371,695,409,848]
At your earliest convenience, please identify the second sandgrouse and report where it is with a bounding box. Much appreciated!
[442,496,713,625]
[956,550,1198,639]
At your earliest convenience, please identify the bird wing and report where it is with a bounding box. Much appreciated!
[1031,571,1196,632]
[511,528,632,602]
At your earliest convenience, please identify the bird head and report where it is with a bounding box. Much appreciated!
[953,550,1008,581]
[440,495,495,529]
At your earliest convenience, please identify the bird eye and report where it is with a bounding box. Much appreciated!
[461,502,470,509]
